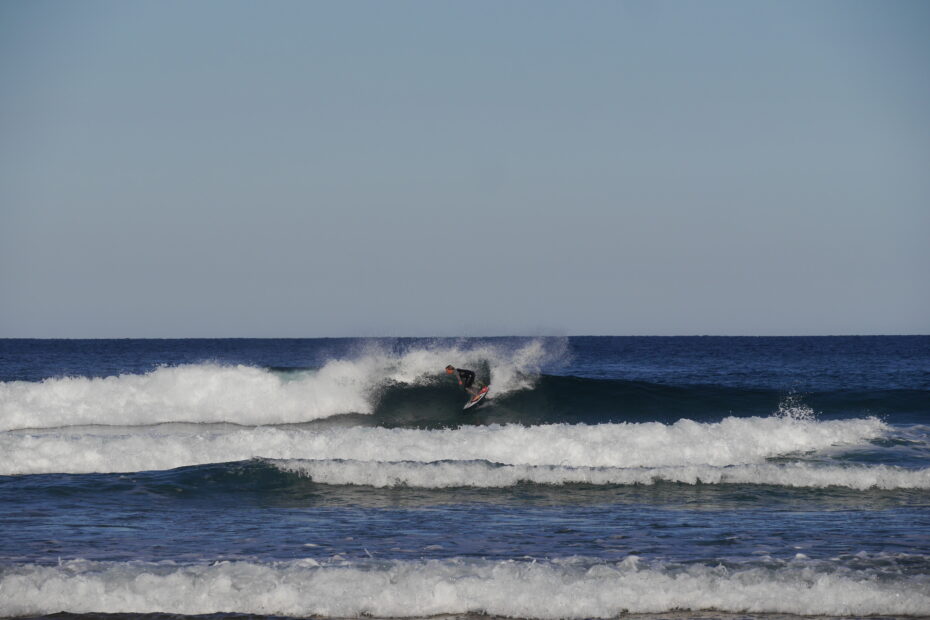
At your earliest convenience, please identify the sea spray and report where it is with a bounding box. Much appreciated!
[776,392,818,422]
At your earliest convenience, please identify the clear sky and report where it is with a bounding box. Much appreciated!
[1,0,928,337]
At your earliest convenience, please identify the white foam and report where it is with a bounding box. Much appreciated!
[275,459,930,490]
[2,556,928,617]
[0,416,887,475]
[0,363,376,431]
[0,339,561,431]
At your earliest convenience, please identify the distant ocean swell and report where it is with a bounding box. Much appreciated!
[3,555,928,618]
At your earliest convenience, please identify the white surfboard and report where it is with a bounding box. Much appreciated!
[463,385,489,410]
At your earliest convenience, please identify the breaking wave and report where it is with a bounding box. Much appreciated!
[2,555,928,618]
[3,336,924,434]
[0,339,562,431]
[0,415,888,476]
[274,459,930,490]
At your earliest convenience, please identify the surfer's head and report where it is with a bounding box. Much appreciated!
[445,365,455,374]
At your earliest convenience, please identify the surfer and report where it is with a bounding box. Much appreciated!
[445,365,484,397]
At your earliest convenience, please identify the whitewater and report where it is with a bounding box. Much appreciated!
[0,340,555,431]
[4,555,930,618]
[0,415,893,476]
[1,336,928,620]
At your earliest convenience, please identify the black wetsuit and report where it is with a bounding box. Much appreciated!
[453,368,476,389]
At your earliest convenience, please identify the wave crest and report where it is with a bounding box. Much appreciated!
[273,458,930,490]
[3,556,928,617]
[0,416,887,475]
[0,339,563,431]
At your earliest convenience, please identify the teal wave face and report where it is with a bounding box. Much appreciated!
[365,375,930,428]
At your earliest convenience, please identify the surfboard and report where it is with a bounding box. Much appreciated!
[463,385,489,410]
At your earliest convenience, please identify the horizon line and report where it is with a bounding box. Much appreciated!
[1,334,928,340]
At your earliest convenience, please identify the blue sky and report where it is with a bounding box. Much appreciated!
[1,0,928,336]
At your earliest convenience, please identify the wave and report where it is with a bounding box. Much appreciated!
[0,416,888,475]
[493,377,929,424]
[0,339,562,431]
[2,555,928,617]
[273,459,930,490]
[2,369,924,436]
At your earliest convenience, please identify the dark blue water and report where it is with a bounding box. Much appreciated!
[1,337,928,618]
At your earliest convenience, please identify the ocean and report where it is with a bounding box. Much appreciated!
[0,336,928,619]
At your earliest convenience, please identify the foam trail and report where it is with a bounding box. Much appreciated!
[275,459,930,490]
[2,556,928,617]
[0,416,888,475]
[0,339,562,431]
